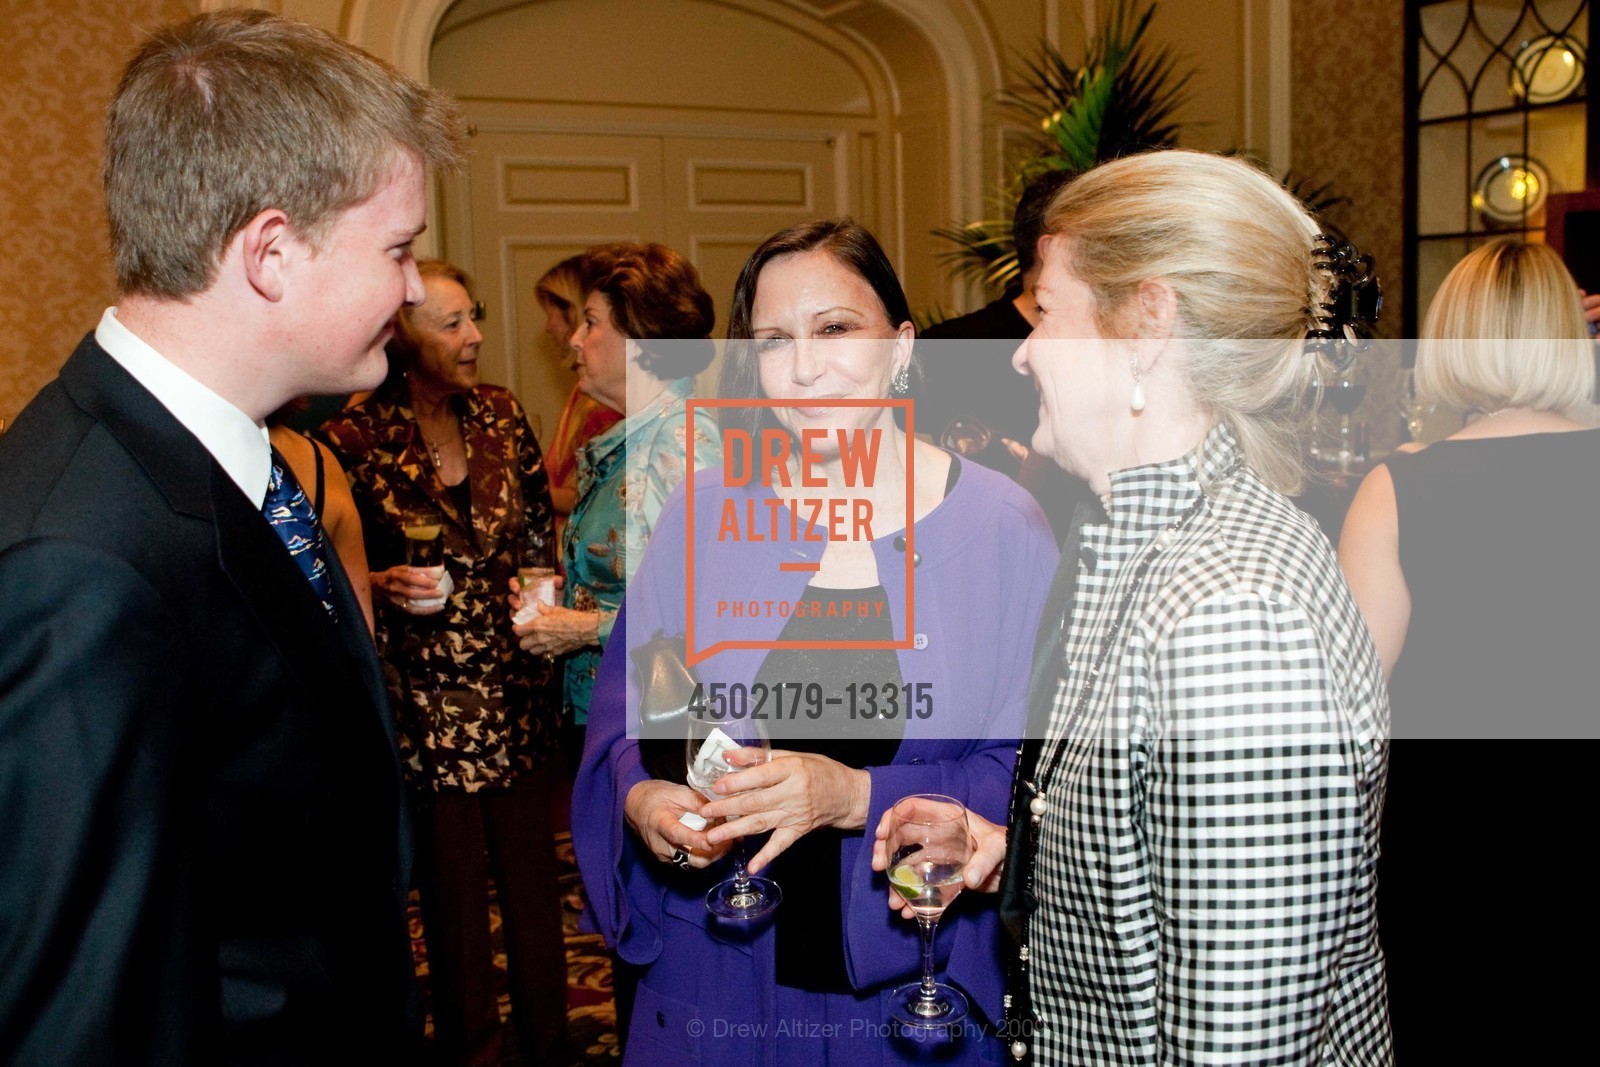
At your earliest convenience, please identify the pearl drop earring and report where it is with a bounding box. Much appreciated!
[1130,359,1146,413]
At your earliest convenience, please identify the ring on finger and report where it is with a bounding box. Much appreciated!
[669,847,691,870]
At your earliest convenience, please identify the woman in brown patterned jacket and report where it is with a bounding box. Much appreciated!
[320,260,567,1066]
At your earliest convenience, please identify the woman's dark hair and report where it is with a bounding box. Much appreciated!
[382,259,472,390]
[720,218,912,435]
[580,242,715,379]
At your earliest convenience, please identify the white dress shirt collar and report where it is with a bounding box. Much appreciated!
[95,307,273,507]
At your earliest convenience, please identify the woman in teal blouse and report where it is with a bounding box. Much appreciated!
[514,242,721,749]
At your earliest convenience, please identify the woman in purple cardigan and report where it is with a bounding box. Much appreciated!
[572,220,1057,1066]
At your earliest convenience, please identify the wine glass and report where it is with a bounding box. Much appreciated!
[884,794,971,1028]
[401,505,444,569]
[938,415,993,457]
[1396,367,1434,442]
[685,714,781,920]
[517,530,557,610]
[1325,361,1368,474]
[1303,376,1329,464]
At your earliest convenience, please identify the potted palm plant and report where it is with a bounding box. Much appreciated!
[935,0,1193,293]
[935,1,1344,299]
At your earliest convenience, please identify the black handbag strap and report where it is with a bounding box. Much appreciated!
[310,433,326,519]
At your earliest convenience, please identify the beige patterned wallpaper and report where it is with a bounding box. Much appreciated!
[0,1,197,423]
[1292,0,1405,340]
[1291,0,1407,455]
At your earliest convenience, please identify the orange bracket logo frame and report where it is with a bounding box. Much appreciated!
[683,398,915,668]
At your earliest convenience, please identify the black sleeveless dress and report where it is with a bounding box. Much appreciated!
[1379,430,1600,1061]
[755,457,963,993]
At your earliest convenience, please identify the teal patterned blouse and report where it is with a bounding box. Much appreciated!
[562,377,721,723]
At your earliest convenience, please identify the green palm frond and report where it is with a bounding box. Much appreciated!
[931,220,1017,290]
[930,0,1343,316]
[997,3,1190,161]
[1105,49,1191,152]
[998,44,1080,141]
[1221,151,1352,224]
[1098,3,1192,154]
[912,303,962,333]
[1041,61,1120,172]
[1283,173,1349,221]
[936,1,1194,300]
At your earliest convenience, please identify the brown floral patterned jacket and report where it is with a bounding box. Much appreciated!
[320,381,559,792]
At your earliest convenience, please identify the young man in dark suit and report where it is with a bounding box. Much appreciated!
[0,11,464,1064]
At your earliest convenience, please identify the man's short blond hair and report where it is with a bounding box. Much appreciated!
[105,9,466,298]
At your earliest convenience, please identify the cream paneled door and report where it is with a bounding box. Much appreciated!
[661,134,840,356]
[443,125,840,439]
[447,129,662,442]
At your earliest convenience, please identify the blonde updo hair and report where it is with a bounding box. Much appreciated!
[1417,240,1594,415]
[1044,149,1333,494]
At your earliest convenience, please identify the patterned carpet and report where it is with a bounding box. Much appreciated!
[407,828,621,1065]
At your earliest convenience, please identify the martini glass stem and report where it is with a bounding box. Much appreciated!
[916,915,942,1012]
[731,845,753,891]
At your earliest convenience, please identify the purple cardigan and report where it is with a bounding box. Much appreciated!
[572,457,1057,1063]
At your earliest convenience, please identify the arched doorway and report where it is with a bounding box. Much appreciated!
[337,0,999,433]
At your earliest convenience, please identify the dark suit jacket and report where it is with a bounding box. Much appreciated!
[914,296,1038,448]
[0,337,420,1065]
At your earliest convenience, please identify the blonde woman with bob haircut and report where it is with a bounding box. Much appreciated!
[910,149,1393,1065]
[1341,239,1598,678]
[1338,240,1599,1061]
[1412,240,1596,419]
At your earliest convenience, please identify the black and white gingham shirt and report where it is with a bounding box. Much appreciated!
[1027,425,1391,1066]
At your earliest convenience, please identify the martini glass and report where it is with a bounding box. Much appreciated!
[885,794,971,1028]
[685,715,781,920]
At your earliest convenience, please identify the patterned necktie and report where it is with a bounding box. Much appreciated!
[262,450,338,621]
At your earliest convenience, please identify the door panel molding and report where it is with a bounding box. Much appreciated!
[469,114,849,144]
[685,158,815,212]
[497,156,641,212]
